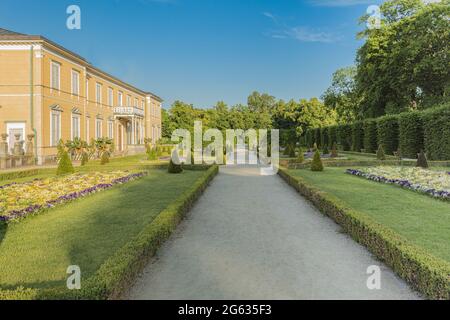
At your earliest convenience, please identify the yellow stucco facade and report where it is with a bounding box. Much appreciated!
[0,29,162,164]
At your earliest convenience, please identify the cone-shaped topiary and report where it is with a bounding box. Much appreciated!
[57,150,75,175]
[297,148,304,163]
[330,142,338,158]
[310,150,324,172]
[81,151,89,166]
[376,144,386,160]
[100,151,110,165]
[288,144,296,158]
[168,150,183,173]
[416,150,429,168]
[313,142,318,152]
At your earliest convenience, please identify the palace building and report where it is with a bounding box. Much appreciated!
[0,28,162,164]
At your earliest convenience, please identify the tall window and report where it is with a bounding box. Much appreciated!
[141,100,145,109]
[71,115,80,139]
[71,70,80,96]
[108,121,114,139]
[51,62,60,90]
[126,95,131,106]
[50,111,61,146]
[108,88,114,106]
[134,98,138,107]
[118,92,123,106]
[96,119,103,138]
[96,83,102,104]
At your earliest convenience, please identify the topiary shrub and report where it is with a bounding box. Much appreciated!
[56,150,75,175]
[297,148,304,163]
[147,147,158,161]
[330,142,338,158]
[338,124,352,151]
[100,151,110,165]
[81,151,89,166]
[322,145,329,155]
[376,144,386,160]
[351,121,364,152]
[399,112,424,159]
[311,150,324,172]
[377,115,399,155]
[416,150,429,168]
[168,150,183,174]
[363,119,378,154]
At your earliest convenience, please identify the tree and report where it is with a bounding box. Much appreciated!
[57,150,75,175]
[355,0,450,117]
[311,150,324,172]
[322,66,361,123]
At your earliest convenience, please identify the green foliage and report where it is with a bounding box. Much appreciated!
[100,151,110,165]
[376,144,386,160]
[399,112,424,159]
[305,129,314,148]
[330,142,338,158]
[311,150,324,172]
[297,148,304,163]
[56,150,74,175]
[363,119,378,153]
[422,106,450,160]
[351,121,364,152]
[416,150,429,168]
[328,126,338,149]
[322,66,361,123]
[312,142,318,152]
[337,124,352,151]
[322,145,329,155]
[377,115,399,155]
[321,127,329,149]
[147,147,158,161]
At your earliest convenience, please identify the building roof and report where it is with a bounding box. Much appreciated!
[0,27,163,102]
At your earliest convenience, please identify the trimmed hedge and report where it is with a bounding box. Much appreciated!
[399,112,424,159]
[304,129,313,148]
[328,126,338,147]
[377,115,399,155]
[351,121,364,152]
[363,119,378,154]
[0,165,219,300]
[278,168,450,299]
[305,106,450,161]
[337,124,352,151]
[314,128,321,147]
[320,127,329,149]
[422,107,450,161]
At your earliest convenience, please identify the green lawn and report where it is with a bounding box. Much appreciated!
[0,168,206,290]
[288,167,450,262]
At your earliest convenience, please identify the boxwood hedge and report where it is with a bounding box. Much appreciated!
[377,115,399,155]
[278,168,450,300]
[363,119,378,154]
[303,106,450,161]
[0,165,219,300]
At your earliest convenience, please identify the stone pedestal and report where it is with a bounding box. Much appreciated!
[25,134,35,165]
[0,133,9,169]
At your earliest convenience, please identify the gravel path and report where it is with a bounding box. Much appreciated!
[127,166,420,300]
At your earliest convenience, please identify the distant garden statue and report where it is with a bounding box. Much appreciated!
[330,142,338,158]
[416,150,428,168]
[376,144,386,161]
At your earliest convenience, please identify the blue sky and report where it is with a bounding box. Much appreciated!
[0,0,381,108]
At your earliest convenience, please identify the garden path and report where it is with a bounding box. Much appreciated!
[128,166,420,300]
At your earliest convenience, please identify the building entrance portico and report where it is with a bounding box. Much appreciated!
[114,106,145,155]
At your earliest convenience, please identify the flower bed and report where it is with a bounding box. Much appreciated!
[0,171,147,222]
[346,167,450,201]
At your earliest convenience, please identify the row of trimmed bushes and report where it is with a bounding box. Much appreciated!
[278,168,450,299]
[0,165,219,300]
[302,105,450,160]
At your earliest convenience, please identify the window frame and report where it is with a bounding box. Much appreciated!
[50,110,62,146]
[71,69,80,96]
[96,119,103,139]
[71,114,81,140]
[95,82,103,105]
[50,61,61,91]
